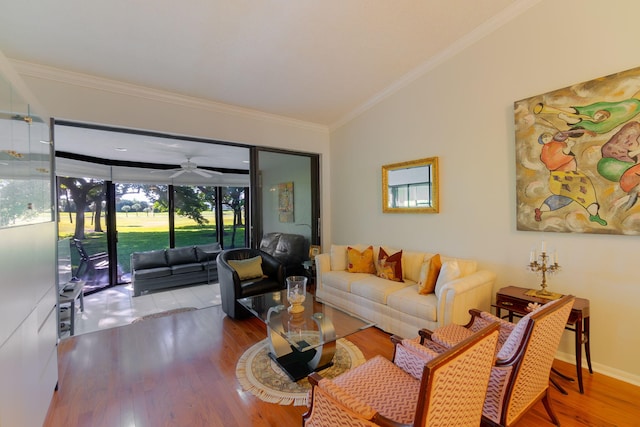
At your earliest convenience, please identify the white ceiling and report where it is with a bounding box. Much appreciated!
[1,1,531,183]
[54,125,251,185]
[0,0,524,127]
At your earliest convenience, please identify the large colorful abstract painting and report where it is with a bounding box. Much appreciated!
[515,66,640,235]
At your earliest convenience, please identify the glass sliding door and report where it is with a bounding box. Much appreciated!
[114,183,169,282]
[254,149,320,249]
[57,176,111,293]
[220,186,248,248]
[173,185,219,247]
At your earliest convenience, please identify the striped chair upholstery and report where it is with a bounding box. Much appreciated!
[418,294,575,427]
[303,322,500,427]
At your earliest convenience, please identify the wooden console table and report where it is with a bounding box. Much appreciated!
[493,286,592,394]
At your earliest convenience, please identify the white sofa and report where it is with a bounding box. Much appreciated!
[314,244,496,339]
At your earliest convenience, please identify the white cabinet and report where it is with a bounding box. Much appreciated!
[0,50,57,427]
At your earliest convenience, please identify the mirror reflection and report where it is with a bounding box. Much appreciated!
[382,157,438,213]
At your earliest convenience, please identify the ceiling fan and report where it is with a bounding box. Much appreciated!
[163,157,223,178]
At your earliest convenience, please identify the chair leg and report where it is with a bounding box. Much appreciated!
[541,389,560,426]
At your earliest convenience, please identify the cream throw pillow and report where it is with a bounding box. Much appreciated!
[330,245,349,271]
[434,260,461,298]
[228,256,264,280]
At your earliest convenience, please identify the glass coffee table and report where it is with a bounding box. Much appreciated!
[238,290,374,381]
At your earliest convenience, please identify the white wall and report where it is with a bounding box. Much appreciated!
[330,0,640,385]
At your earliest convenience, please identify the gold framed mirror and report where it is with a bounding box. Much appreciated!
[382,157,439,213]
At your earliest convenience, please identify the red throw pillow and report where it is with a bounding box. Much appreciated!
[377,247,403,282]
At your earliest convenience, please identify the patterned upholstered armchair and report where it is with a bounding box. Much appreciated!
[418,294,575,427]
[303,322,500,427]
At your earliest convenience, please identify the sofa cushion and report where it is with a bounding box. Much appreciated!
[171,263,203,275]
[229,256,264,280]
[322,270,370,293]
[196,243,222,262]
[239,277,282,297]
[441,256,477,277]
[167,246,198,265]
[133,266,172,280]
[347,246,376,274]
[387,285,438,322]
[418,254,442,295]
[350,276,413,305]
[377,247,403,282]
[402,250,431,282]
[132,250,168,270]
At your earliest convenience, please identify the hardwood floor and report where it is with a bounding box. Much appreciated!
[44,304,639,427]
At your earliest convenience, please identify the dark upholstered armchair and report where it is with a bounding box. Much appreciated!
[259,232,309,278]
[216,248,285,319]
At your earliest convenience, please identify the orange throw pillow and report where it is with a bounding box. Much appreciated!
[347,246,377,274]
[377,247,403,282]
[418,254,442,295]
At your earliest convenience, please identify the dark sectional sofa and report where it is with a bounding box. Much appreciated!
[130,243,221,297]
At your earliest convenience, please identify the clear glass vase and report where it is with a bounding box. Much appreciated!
[286,275,307,313]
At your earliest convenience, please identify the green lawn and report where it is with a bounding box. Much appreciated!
[59,210,245,274]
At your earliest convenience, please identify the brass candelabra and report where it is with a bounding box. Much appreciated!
[528,242,560,296]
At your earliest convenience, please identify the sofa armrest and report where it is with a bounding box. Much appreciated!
[314,253,331,290]
[436,269,496,327]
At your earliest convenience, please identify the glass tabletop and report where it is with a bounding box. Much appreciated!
[238,289,374,352]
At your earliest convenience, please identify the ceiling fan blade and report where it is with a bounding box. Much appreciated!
[193,169,213,178]
[169,169,186,178]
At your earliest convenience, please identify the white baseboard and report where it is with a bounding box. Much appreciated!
[556,351,640,387]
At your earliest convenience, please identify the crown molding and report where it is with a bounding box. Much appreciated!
[0,52,51,120]
[11,59,329,134]
[330,0,543,131]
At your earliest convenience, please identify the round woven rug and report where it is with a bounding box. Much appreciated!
[236,336,365,406]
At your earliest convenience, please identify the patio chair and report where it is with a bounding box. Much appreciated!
[303,322,500,427]
[418,294,575,427]
[72,238,110,284]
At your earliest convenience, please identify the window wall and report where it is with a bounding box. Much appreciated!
[53,121,318,291]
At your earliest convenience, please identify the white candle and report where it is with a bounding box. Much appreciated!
[541,240,546,253]
[529,249,535,263]
[554,251,559,264]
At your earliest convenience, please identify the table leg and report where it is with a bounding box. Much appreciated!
[575,317,584,394]
[309,313,336,370]
[265,305,322,382]
[69,299,75,336]
[584,317,593,374]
